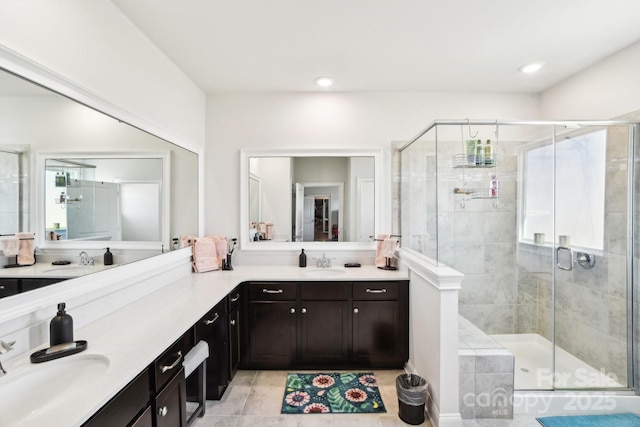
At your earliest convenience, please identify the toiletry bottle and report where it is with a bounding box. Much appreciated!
[466,139,476,165]
[484,139,493,166]
[104,247,113,265]
[299,249,307,267]
[475,139,484,165]
[490,175,499,197]
[50,302,73,346]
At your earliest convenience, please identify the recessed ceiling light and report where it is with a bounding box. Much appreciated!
[315,77,334,87]
[519,62,544,74]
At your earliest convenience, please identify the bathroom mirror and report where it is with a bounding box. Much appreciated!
[0,61,198,279]
[240,149,381,251]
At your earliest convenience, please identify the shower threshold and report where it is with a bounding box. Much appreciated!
[491,333,623,390]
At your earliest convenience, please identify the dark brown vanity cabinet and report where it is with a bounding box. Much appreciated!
[352,281,409,367]
[244,280,408,369]
[0,278,19,298]
[247,282,297,368]
[227,285,243,381]
[0,277,65,299]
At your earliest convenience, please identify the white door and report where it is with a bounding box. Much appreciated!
[303,196,314,242]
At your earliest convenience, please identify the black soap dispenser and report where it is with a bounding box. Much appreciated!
[299,249,307,267]
[104,247,113,266]
[50,302,73,346]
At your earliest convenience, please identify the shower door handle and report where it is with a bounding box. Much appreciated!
[556,247,573,271]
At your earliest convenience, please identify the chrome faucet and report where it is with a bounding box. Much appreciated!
[316,253,332,268]
[78,251,94,266]
[0,339,15,375]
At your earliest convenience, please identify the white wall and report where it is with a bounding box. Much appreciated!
[0,0,206,151]
[206,92,540,246]
[540,40,640,119]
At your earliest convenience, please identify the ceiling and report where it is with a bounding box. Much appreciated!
[113,0,640,94]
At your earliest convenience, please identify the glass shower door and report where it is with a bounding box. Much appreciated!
[552,125,629,390]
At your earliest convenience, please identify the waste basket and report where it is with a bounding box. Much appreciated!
[396,374,428,425]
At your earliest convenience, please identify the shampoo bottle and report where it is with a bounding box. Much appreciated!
[50,302,73,346]
[484,139,494,166]
[475,139,485,165]
[299,249,307,267]
[104,247,113,266]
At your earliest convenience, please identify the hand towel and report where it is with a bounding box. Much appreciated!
[213,236,227,268]
[264,221,273,240]
[375,233,390,268]
[192,237,218,273]
[1,237,20,257]
[382,238,398,259]
[16,232,35,265]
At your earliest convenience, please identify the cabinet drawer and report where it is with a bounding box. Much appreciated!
[249,282,296,300]
[0,279,19,298]
[353,281,399,300]
[300,281,349,300]
[195,300,226,339]
[154,335,189,393]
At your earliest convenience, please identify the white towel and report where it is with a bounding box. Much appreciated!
[1,237,20,257]
[183,340,209,377]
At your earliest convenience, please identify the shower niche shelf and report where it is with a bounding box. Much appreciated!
[453,187,499,199]
[451,153,499,168]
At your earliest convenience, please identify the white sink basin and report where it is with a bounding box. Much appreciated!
[0,354,110,426]
[41,266,93,275]
[303,268,347,277]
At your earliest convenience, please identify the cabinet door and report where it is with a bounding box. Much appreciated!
[352,300,404,367]
[155,368,187,427]
[299,300,349,365]
[248,301,296,368]
[228,306,241,379]
[195,300,229,400]
[0,279,19,298]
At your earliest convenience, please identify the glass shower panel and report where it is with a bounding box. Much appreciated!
[400,127,438,262]
[553,125,629,389]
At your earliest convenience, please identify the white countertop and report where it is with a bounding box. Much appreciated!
[2,264,408,426]
[0,262,120,278]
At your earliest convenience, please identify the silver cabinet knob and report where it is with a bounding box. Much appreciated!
[302,308,307,314]
[290,308,295,314]
[353,308,359,314]
[230,319,236,326]
[158,406,168,417]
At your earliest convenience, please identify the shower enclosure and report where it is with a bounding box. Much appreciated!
[398,120,639,393]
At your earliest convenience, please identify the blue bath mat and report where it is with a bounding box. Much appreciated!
[537,413,640,427]
[281,372,386,414]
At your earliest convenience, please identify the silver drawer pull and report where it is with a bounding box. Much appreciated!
[160,350,182,373]
[366,288,387,294]
[0,285,4,290]
[263,288,283,294]
[205,313,220,325]
[158,406,168,417]
[230,294,240,302]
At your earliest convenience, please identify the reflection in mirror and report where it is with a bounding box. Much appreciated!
[0,64,198,299]
[44,156,166,243]
[245,154,376,245]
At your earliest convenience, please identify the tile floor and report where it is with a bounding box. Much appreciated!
[191,370,544,427]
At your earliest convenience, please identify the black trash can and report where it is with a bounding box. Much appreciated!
[396,374,428,425]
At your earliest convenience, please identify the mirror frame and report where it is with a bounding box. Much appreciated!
[240,148,381,251]
[36,150,171,251]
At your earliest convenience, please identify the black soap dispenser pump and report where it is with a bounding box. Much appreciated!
[104,247,113,266]
[50,302,73,346]
[299,249,307,267]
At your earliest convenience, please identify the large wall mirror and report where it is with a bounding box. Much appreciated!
[240,149,381,251]
[0,62,198,291]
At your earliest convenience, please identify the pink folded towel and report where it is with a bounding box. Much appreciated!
[1,237,20,257]
[192,237,218,273]
[213,236,227,268]
[375,233,391,268]
[382,238,398,258]
[16,232,35,265]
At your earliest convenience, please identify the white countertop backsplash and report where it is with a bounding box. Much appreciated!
[0,263,408,426]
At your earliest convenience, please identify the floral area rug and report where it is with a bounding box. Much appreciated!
[281,372,386,414]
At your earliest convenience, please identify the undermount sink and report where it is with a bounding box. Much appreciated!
[0,353,110,426]
[303,268,347,277]
[41,266,93,275]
